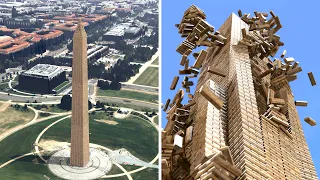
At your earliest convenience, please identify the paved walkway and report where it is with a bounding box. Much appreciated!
[126,51,159,84]
[0,105,38,142]
[0,152,35,169]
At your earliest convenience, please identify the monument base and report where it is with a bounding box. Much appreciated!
[48,148,112,180]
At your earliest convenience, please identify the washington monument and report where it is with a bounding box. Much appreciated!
[70,20,90,167]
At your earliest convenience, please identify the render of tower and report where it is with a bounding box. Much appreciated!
[70,20,90,167]
[162,5,318,180]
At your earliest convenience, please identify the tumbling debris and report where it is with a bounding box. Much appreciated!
[295,101,308,107]
[173,134,183,150]
[170,76,179,90]
[163,99,170,111]
[207,66,227,77]
[308,72,316,86]
[199,84,224,109]
[162,5,318,180]
[304,117,317,126]
[193,50,207,69]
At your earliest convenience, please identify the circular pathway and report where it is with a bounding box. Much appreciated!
[48,148,112,180]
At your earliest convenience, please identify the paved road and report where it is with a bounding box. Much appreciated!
[0,92,61,103]
[121,83,158,94]
[96,96,158,110]
[0,92,158,110]
[109,149,158,169]
[126,51,159,84]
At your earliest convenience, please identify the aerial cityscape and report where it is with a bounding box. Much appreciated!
[0,0,159,179]
[0,0,320,180]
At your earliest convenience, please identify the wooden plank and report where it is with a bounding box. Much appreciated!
[207,66,227,77]
[259,68,274,78]
[163,99,171,111]
[286,74,298,82]
[270,98,285,105]
[179,69,192,75]
[173,134,183,150]
[238,9,243,17]
[270,116,290,128]
[308,72,316,86]
[295,101,308,107]
[185,126,193,144]
[284,57,294,64]
[304,117,316,126]
[199,84,224,109]
[286,66,302,75]
[281,50,286,58]
[182,101,196,109]
[180,55,188,66]
[193,50,208,69]
[280,125,293,139]
[170,76,179,90]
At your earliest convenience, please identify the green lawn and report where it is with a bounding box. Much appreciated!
[152,56,159,65]
[122,165,159,180]
[0,155,60,180]
[32,104,69,113]
[53,81,70,92]
[101,165,128,180]
[42,113,158,162]
[97,89,158,103]
[133,67,159,87]
[0,117,62,164]
[0,112,158,179]
[0,83,9,91]
[154,116,159,125]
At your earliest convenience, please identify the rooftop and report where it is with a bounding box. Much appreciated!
[22,64,64,79]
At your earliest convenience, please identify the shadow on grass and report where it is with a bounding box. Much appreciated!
[11,154,101,169]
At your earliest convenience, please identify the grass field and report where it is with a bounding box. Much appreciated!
[0,112,158,179]
[104,165,128,180]
[154,116,159,125]
[32,104,69,113]
[152,56,159,65]
[133,67,159,87]
[0,155,60,180]
[123,165,159,180]
[42,113,158,162]
[53,81,70,93]
[0,106,35,135]
[97,89,158,103]
[0,117,62,164]
[0,83,9,91]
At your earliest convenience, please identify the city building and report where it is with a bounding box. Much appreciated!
[0,27,63,59]
[124,26,142,39]
[102,24,127,41]
[18,64,66,94]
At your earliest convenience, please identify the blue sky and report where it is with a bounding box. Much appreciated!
[161,0,320,175]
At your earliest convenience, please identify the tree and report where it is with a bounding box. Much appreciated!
[59,95,72,110]
[23,104,28,111]
[59,94,92,110]
[110,81,121,90]
[95,101,105,109]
